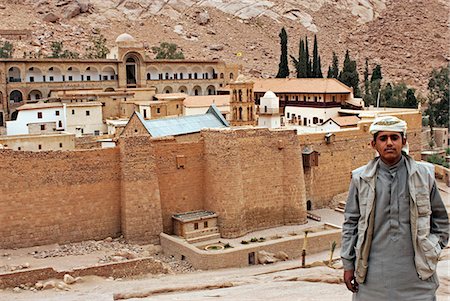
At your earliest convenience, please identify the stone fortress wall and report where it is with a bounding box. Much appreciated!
[0,111,422,248]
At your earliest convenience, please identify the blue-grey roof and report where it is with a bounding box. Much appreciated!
[136,104,229,138]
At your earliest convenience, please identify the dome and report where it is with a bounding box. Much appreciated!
[263,91,277,99]
[115,33,135,43]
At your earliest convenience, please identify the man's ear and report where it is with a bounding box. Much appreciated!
[402,137,407,146]
[370,140,376,149]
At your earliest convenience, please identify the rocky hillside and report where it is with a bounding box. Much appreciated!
[0,0,448,94]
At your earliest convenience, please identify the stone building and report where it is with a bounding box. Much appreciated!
[0,33,240,131]
[253,78,356,126]
[228,75,256,126]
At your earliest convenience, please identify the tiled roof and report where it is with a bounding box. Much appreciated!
[253,78,353,94]
[137,104,229,137]
[183,95,230,108]
[325,116,361,127]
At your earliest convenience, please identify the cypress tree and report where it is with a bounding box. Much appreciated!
[312,35,319,78]
[299,39,307,78]
[338,50,360,97]
[405,88,418,108]
[331,52,339,78]
[318,55,323,78]
[327,65,333,78]
[276,27,289,78]
[363,58,372,106]
[371,64,382,82]
[305,36,312,78]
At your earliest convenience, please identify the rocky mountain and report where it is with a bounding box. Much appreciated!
[0,0,448,94]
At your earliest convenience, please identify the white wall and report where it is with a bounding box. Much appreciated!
[6,107,63,135]
[66,105,105,136]
[284,107,340,126]
[258,115,280,128]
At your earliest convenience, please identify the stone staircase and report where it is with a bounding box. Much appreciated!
[335,200,346,213]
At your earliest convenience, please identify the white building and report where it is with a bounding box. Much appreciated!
[6,101,105,137]
[257,91,281,128]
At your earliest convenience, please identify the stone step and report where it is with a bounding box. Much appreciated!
[334,207,345,213]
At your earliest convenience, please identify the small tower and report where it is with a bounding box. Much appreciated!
[229,75,256,126]
[258,91,281,128]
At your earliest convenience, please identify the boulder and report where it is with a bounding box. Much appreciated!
[77,0,90,13]
[43,13,60,23]
[274,251,289,261]
[196,11,210,25]
[42,280,56,290]
[257,250,277,264]
[63,274,76,285]
[209,44,224,51]
[63,3,81,19]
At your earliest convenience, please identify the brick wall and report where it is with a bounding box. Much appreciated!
[202,128,307,238]
[153,138,206,233]
[0,148,121,248]
[299,112,422,209]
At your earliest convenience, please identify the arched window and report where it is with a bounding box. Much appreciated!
[147,73,151,80]
[238,107,243,120]
[230,73,234,80]
[238,90,242,102]
[9,90,23,103]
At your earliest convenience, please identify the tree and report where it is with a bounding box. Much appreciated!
[312,35,322,78]
[371,64,382,82]
[363,58,372,105]
[330,52,339,79]
[86,34,110,59]
[405,89,418,108]
[305,36,312,77]
[276,28,289,78]
[0,41,13,58]
[426,65,449,128]
[338,50,360,97]
[49,41,79,59]
[151,42,185,60]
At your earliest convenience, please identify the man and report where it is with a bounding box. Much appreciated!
[341,115,449,300]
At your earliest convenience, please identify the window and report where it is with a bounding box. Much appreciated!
[59,143,63,148]
[58,120,62,127]
[86,110,90,116]
[49,76,54,82]
[287,112,290,118]
[37,112,42,119]
[40,124,45,131]
[38,144,42,150]
[68,76,73,81]
[86,76,91,81]
[55,110,60,116]
[156,108,161,114]
[17,147,21,151]
[204,221,208,228]
[29,76,34,82]
[313,117,318,124]
[110,75,115,80]
[72,109,75,115]
[62,75,65,81]
[94,130,100,136]
[314,96,318,102]
[332,96,336,102]
[176,104,179,109]
[103,75,108,80]
[143,109,147,118]
[43,75,46,82]
[165,73,169,80]
[194,223,199,230]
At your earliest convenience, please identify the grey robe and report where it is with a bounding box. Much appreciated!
[341,156,448,301]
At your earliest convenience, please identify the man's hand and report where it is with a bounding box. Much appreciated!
[344,269,359,293]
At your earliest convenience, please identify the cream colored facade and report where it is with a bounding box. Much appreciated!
[0,33,240,130]
[0,132,75,151]
[65,102,105,136]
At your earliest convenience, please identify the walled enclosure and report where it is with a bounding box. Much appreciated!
[0,127,307,248]
[0,112,422,248]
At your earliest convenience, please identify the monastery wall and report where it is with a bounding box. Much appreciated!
[0,148,121,249]
[202,128,307,238]
[299,111,422,209]
[153,138,206,233]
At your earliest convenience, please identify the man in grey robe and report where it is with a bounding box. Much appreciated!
[341,116,449,301]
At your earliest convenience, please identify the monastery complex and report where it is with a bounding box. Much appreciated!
[0,34,425,256]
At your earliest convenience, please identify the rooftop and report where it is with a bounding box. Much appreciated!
[136,104,229,137]
[253,78,353,94]
[325,116,361,127]
[172,210,217,222]
[184,95,230,108]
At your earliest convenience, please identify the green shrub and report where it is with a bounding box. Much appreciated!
[427,154,449,168]
[241,240,249,244]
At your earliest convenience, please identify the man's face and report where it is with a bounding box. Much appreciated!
[371,131,406,165]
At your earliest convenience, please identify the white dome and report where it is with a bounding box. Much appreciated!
[263,91,277,99]
[115,33,135,43]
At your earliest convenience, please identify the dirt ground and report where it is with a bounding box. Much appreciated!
[0,183,448,301]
